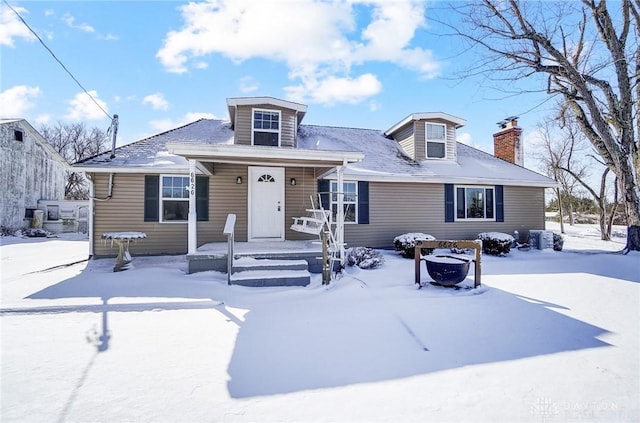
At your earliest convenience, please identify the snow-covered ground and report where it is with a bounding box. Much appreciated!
[1,223,638,422]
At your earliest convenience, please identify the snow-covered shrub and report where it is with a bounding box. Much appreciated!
[478,232,514,256]
[393,233,435,258]
[346,247,384,269]
[21,228,51,238]
[553,233,564,251]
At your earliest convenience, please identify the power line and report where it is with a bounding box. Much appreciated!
[3,0,112,120]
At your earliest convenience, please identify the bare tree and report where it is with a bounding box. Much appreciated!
[532,116,590,232]
[40,122,108,199]
[446,0,640,252]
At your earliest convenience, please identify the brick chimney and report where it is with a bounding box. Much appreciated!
[493,116,523,166]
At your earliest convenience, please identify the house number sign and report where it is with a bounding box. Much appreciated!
[189,171,196,196]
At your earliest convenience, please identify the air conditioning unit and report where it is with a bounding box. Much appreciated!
[529,230,554,250]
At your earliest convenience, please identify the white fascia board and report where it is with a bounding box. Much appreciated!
[320,171,558,188]
[385,112,466,136]
[226,97,308,113]
[167,143,363,164]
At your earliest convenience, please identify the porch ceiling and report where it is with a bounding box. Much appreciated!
[166,143,364,168]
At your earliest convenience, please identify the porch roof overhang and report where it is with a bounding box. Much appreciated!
[166,143,364,168]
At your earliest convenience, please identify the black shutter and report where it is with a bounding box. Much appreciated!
[144,175,159,222]
[318,179,330,210]
[357,181,369,224]
[495,185,504,222]
[444,184,454,222]
[196,176,209,221]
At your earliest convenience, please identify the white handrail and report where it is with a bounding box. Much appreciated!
[223,214,236,285]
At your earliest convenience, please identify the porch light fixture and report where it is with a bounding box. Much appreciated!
[236,176,242,184]
[290,178,296,186]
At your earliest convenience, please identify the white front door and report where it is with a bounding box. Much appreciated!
[248,166,285,241]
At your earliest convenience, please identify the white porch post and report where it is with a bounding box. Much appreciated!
[336,164,345,264]
[188,160,197,254]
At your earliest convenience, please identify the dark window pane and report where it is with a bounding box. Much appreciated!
[466,188,485,218]
[344,204,356,222]
[427,142,445,158]
[456,188,465,218]
[486,189,494,219]
[254,131,279,146]
[163,200,188,221]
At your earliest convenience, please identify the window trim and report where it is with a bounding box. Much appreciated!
[159,174,190,223]
[425,122,447,159]
[330,180,358,224]
[251,108,281,147]
[454,185,496,221]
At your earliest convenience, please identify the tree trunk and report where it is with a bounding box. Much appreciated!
[557,188,565,234]
[624,226,640,253]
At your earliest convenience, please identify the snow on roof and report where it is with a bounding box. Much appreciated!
[75,119,234,170]
[75,118,555,187]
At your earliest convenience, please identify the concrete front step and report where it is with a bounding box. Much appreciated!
[232,257,309,272]
[230,269,311,287]
[229,258,311,287]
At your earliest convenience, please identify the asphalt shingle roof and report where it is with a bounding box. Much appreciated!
[75,118,554,186]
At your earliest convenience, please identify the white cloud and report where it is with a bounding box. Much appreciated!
[368,100,381,112]
[0,85,41,116]
[64,91,109,121]
[0,4,35,47]
[44,9,55,17]
[457,132,472,145]
[194,61,208,69]
[239,76,259,93]
[143,93,169,111]
[156,0,440,105]
[149,112,217,132]
[62,13,95,33]
[285,73,382,105]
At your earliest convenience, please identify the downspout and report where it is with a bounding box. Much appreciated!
[88,172,114,257]
[87,174,95,257]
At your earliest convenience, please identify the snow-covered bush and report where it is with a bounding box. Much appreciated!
[478,232,514,256]
[553,233,564,251]
[393,233,435,258]
[346,247,384,269]
[21,228,51,238]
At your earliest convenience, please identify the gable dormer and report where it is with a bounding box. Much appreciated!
[384,113,466,162]
[226,97,307,148]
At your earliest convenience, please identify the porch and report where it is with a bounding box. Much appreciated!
[186,240,323,275]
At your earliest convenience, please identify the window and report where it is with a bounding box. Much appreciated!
[145,175,208,222]
[14,130,23,142]
[455,186,494,220]
[161,175,189,222]
[426,122,446,159]
[252,109,280,146]
[330,181,357,223]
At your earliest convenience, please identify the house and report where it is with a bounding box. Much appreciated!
[74,96,555,281]
[0,119,68,232]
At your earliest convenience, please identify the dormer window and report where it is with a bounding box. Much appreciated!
[252,109,280,146]
[426,122,446,159]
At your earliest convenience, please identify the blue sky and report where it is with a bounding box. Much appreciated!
[1,0,555,162]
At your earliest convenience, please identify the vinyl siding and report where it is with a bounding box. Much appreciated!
[284,167,320,240]
[344,183,545,249]
[395,123,415,159]
[92,165,323,256]
[234,104,296,147]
